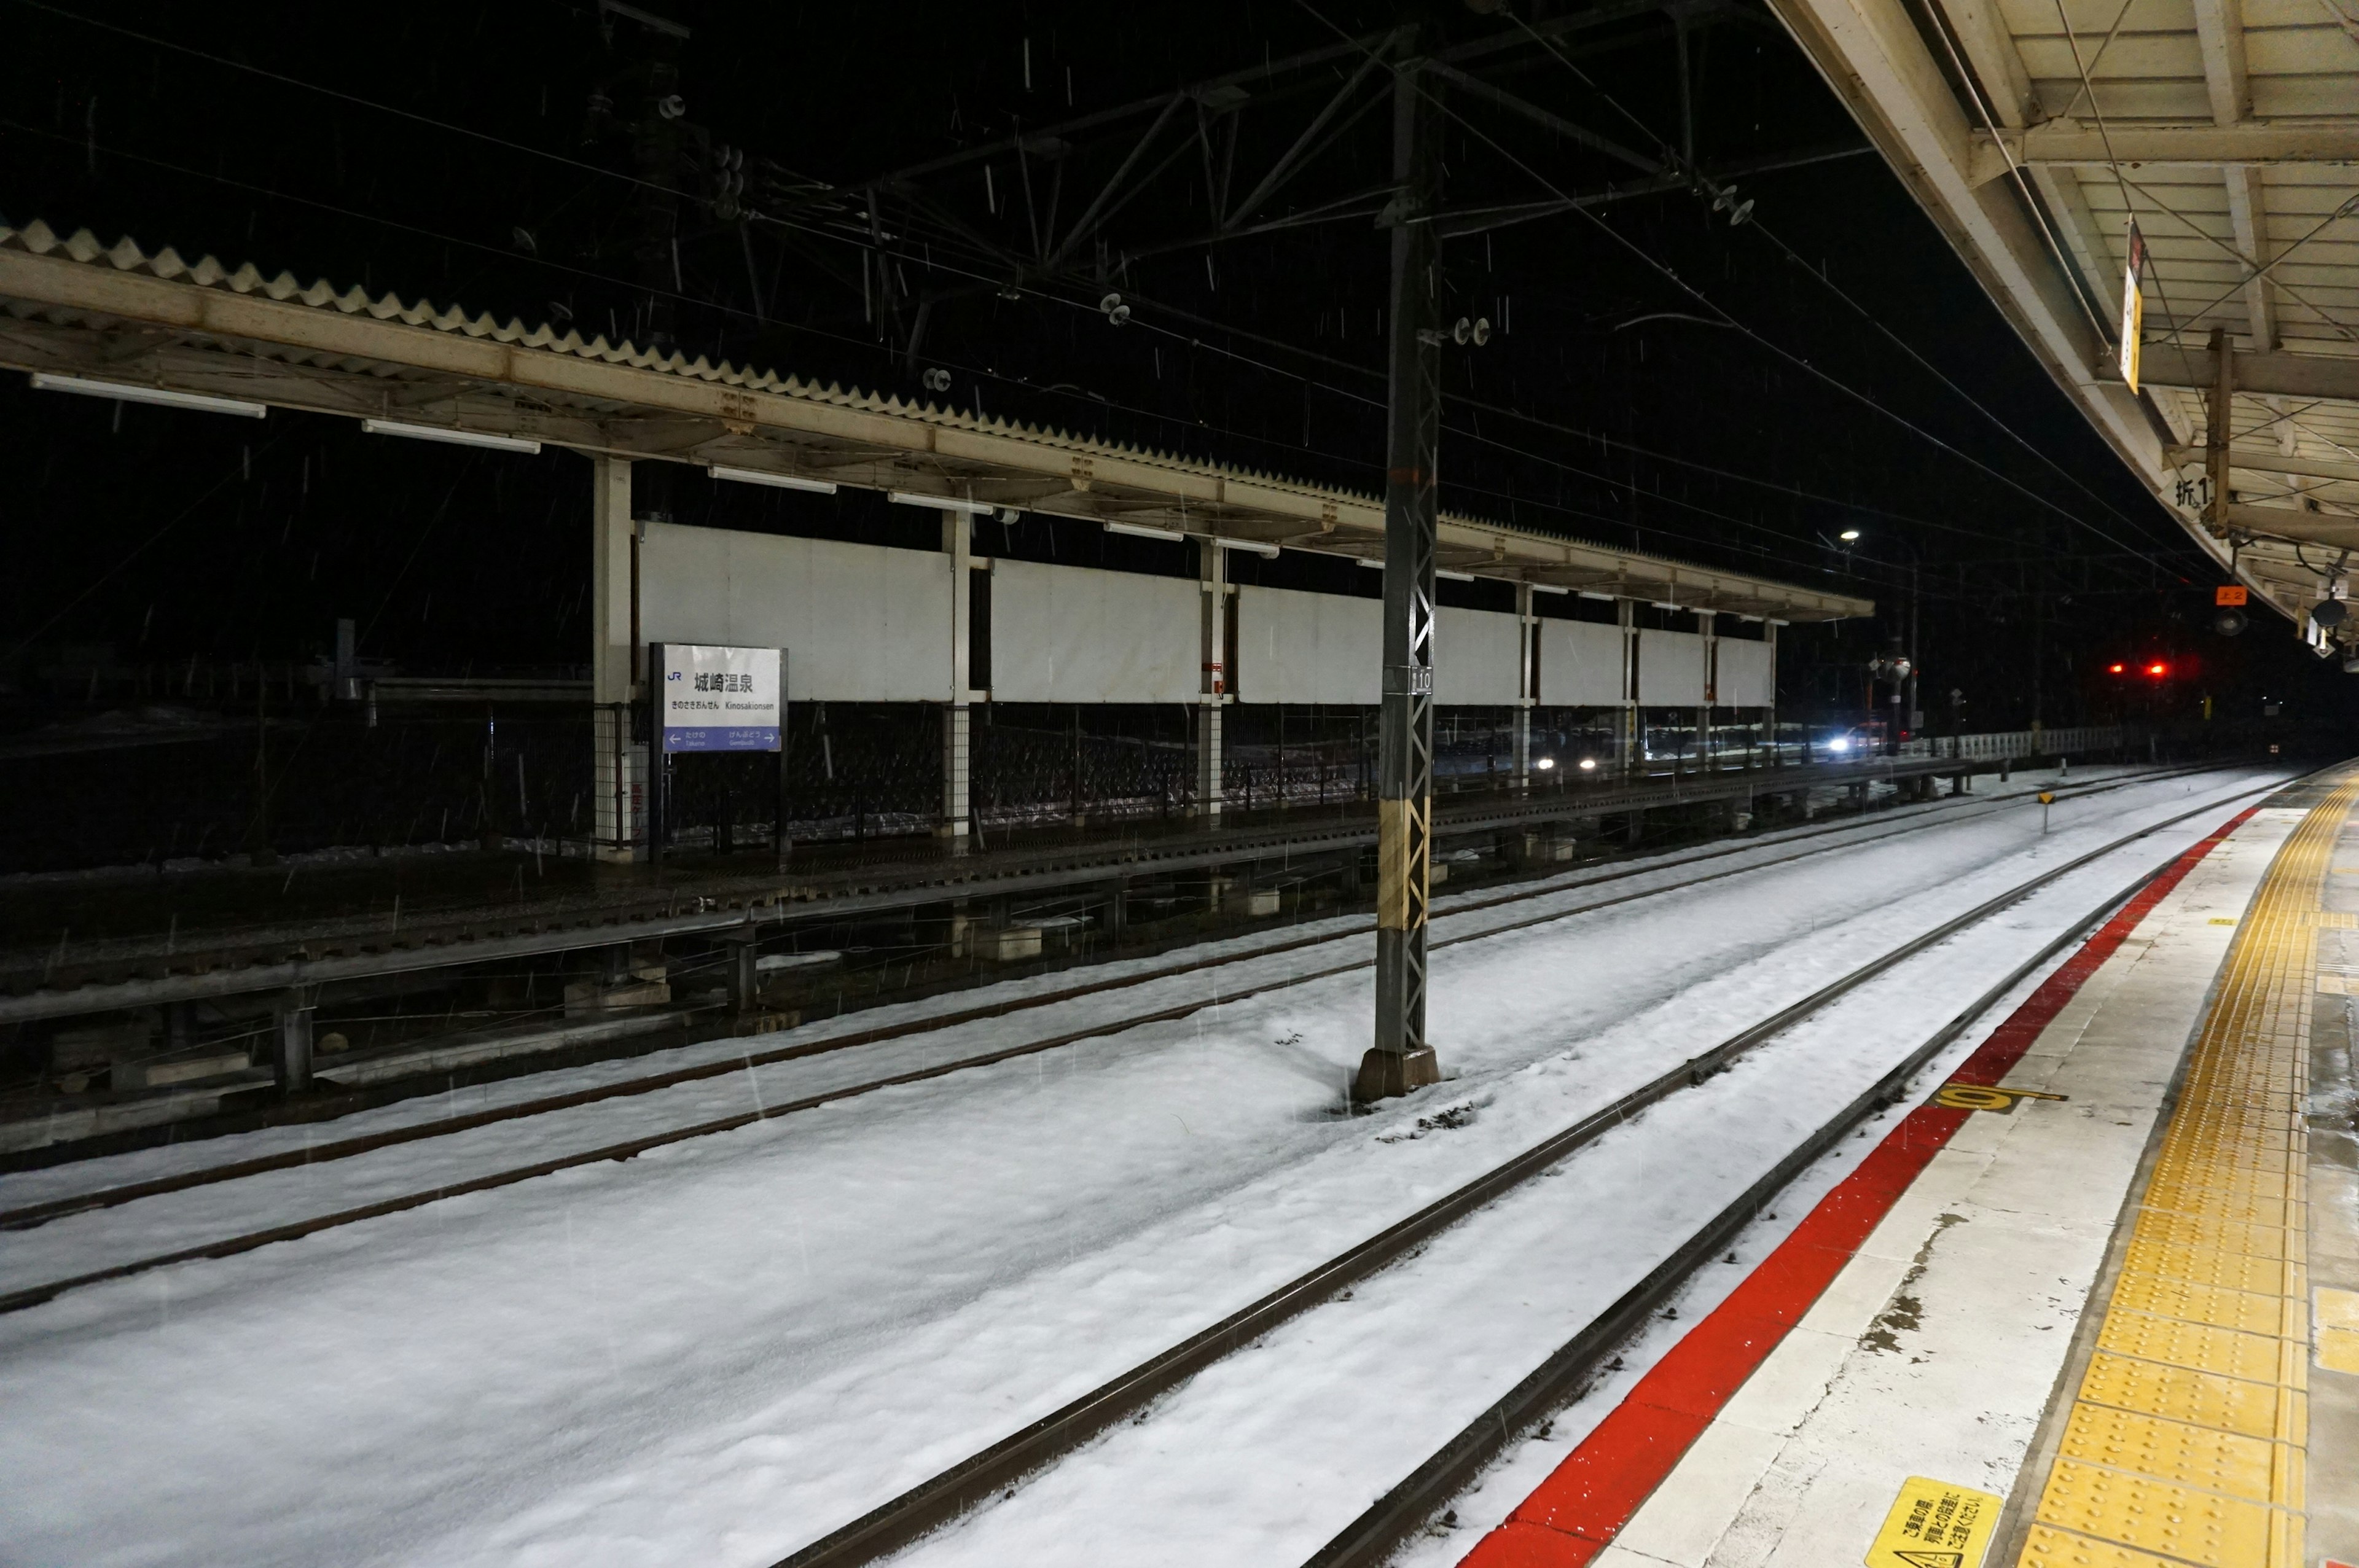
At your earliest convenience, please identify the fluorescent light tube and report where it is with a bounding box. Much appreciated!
[1438,568,1477,582]
[362,418,540,453]
[31,372,266,418]
[1213,536,1279,558]
[1103,520,1185,543]
[708,464,837,494]
[1530,583,1570,595]
[1356,558,1384,570]
[889,491,996,514]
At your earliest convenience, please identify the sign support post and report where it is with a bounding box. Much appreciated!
[649,641,787,871]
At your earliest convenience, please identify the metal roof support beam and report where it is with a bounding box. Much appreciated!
[1967,124,2359,184]
[2223,166,2277,349]
[2100,345,2359,402]
[2227,504,2359,545]
[2167,446,2359,486]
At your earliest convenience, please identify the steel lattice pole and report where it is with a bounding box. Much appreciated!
[1361,59,1444,1102]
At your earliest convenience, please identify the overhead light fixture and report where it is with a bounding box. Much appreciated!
[708,464,837,494]
[1651,601,1683,611]
[1578,591,1616,602]
[1356,558,1384,571]
[1530,583,1570,595]
[362,418,540,453]
[30,372,266,418]
[1104,520,1185,543]
[1214,536,1280,558]
[1438,569,1477,582]
[889,491,996,514]
[1839,529,1861,542]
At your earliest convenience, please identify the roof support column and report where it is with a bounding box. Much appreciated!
[591,454,645,862]
[1362,58,1444,1102]
[941,509,973,849]
[1619,598,1638,781]
[1196,540,1230,821]
[1514,581,1535,792]
[2207,326,2234,536]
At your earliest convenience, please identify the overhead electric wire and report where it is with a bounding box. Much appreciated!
[1301,9,2197,579]
[7,0,694,205]
[1504,6,2183,548]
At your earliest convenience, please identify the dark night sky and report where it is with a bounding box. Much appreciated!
[2,0,2346,728]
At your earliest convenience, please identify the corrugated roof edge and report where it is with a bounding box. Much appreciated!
[0,217,1859,607]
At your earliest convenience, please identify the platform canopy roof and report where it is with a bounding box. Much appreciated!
[0,219,1868,624]
[1765,0,2359,628]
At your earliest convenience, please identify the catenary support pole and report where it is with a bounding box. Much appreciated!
[1361,55,1444,1103]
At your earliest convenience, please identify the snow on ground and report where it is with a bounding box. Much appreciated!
[0,766,2283,1567]
[0,765,2134,1214]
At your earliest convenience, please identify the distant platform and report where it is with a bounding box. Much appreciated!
[1461,770,2359,1567]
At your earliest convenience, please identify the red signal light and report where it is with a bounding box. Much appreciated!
[2108,662,2125,674]
[2147,662,2167,677]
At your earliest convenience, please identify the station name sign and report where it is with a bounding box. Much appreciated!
[652,642,783,753]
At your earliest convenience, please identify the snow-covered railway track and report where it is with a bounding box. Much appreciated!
[0,763,2240,1320]
[764,774,2295,1568]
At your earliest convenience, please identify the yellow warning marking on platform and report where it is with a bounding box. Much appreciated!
[2018,1523,2214,1566]
[2054,1404,2285,1504]
[2034,1456,2275,1564]
[1931,1083,2068,1112]
[2013,771,2359,1568]
[2208,917,2240,925]
[2110,1273,2301,1338]
[2097,1312,2288,1383]
[1866,1475,2001,1567]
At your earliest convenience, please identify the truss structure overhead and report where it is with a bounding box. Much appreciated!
[1763,0,2359,627]
[0,220,1867,623]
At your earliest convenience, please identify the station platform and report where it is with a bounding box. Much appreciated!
[1460,769,2359,1568]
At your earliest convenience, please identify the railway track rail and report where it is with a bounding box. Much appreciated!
[0,765,2260,1320]
[0,763,2226,1249]
[757,772,2294,1568]
[0,752,2012,1024]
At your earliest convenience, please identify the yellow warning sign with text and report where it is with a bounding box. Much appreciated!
[1864,1475,2001,1568]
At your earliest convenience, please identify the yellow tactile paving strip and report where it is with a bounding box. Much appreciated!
[2016,778,2357,1568]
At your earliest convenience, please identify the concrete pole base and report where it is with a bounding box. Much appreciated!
[1354,1045,1442,1103]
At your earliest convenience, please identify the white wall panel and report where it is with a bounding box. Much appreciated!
[1716,638,1775,708]
[1433,606,1522,706]
[639,523,953,701]
[990,560,1200,703]
[1637,627,1707,705]
[1235,585,1382,704]
[1537,620,1625,706]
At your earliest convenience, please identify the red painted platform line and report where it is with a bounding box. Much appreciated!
[1459,809,2259,1568]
